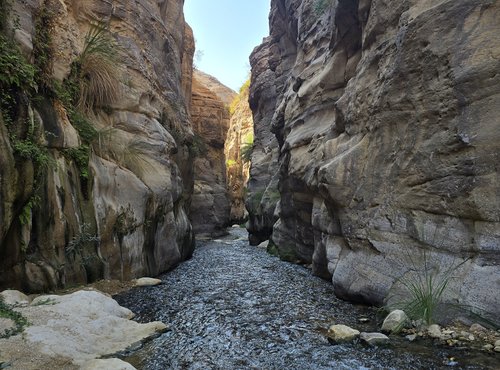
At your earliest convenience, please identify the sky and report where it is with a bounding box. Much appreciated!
[184,0,271,92]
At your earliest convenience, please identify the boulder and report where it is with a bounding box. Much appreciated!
[381,310,408,333]
[81,358,136,370]
[0,290,31,306]
[24,290,167,365]
[327,324,360,344]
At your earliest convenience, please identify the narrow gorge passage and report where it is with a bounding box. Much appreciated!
[114,228,495,370]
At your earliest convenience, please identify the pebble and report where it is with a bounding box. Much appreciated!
[483,344,493,350]
[427,324,442,338]
[406,334,417,342]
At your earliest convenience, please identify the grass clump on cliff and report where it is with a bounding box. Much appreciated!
[72,21,122,112]
[229,78,250,115]
[388,251,469,326]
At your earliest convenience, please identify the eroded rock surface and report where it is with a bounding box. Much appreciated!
[0,290,166,369]
[249,0,500,322]
[0,0,195,291]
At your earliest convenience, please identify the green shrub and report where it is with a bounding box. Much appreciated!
[33,5,55,89]
[19,194,41,226]
[226,159,237,167]
[0,35,36,124]
[0,296,29,339]
[68,110,98,143]
[12,139,55,171]
[229,78,250,115]
[189,133,207,157]
[66,223,100,257]
[64,145,91,179]
[240,133,254,163]
[314,0,332,15]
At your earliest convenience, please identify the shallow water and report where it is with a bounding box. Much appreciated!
[114,228,498,370]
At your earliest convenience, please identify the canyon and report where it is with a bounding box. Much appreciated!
[0,0,499,367]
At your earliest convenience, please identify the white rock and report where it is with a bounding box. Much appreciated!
[360,332,390,346]
[257,240,269,249]
[0,290,31,306]
[81,358,136,370]
[327,324,360,343]
[381,310,408,333]
[494,346,500,353]
[427,324,442,338]
[23,290,167,365]
[134,277,162,287]
[483,344,493,350]
[406,334,417,342]
[469,323,487,332]
[231,224,240,228]
[495,339,500,347]
[82,358,136,370]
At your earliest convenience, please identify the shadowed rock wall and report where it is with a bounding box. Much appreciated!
[249,0,500,323]
[0,0,195,291]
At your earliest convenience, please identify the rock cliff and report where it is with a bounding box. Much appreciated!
[225,81,253,223]
[250,0,500,323]
[190,70,235,236]
[0,0,195,292]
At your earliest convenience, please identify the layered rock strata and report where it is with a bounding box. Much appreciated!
[0,0,195,291]
[189,71,235,236]
[250,0,500,323]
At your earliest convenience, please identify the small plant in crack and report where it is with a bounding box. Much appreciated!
[66,223,100,257]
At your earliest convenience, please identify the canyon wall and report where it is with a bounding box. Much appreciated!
[190,70,235,236]
[250,0,500,323]
[225,81,253,223]
[0,0,195,292]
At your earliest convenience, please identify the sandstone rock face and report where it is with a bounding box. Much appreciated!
[250,0,500,323]
[246,38,283,246]
[225,81,253,222]
[0,0,195,291]
[190,71,235,236]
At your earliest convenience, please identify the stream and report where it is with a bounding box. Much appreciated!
[114,227,497,369]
